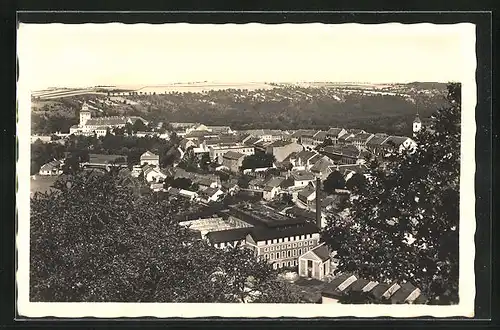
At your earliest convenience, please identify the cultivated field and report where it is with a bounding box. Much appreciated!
[33,89,107,100]
[30,175,59,195]
[129,82,277,94]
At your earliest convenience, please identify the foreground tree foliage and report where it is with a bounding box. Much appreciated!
[30,171,300,303]
[321,83,460,304]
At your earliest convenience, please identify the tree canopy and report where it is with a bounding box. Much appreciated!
[30,172,300,303]
[241,153,275,171]
[321,83,461,304]
[323,171,346,193]
[345,173,367,193]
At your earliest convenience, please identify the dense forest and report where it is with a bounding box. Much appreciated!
[32,84,448,136]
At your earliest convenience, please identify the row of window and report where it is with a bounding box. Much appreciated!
[263,234,315,246]
[214,148,254,155]
[273,260,298,269]
[264,245,314,260]
[263,240,315,252]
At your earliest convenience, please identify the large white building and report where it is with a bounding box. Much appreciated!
[69,102,147,137]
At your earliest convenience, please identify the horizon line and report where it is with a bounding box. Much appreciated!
[33,80,451,91]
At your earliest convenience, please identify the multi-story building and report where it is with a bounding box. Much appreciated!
[69,102,147,137]
[221,151,246,173]
[290,129,318,145]
[283,150,322,171]
[300,131,319,150]
[244,129,286,143]
[206,196,323,269]
[320,145,367,165]
[312,131,329,147]
[209,145,254,164]
[346,132,375,148]
[325,128,348,145]
[309,155,336,180]
[265,140,304,163]
[366,135,416,156]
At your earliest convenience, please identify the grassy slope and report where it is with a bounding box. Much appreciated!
[31,83,448,136]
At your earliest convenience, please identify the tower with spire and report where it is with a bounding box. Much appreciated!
[412,106,422,136]
[79,102,92,127]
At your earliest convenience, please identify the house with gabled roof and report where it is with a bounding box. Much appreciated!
[283,150,320,171]
[312,131,329,146]
[310,155,336,180]
[346,132,375,148]
[382,136,417,154]
[262,176,285,201]
[184,129,219,141]
[291,170,316,188]
[298,243,332,281]
[39,160,63,176]
[326,127,348,144]
[222,151,246,173]
[318,272,428,304]
[143,165,168,183]
[180,138,197,152]
[365,134,388,154]
[265,140,304,163]
[221,179,239,196]
[300,130,321,150]
[244,129,286,142]
[291,129,318,144]
[200,187,225,203]
[297,183,316,207]
[321,145,366,165]
[206,125,233,134]
[140,150,160,167]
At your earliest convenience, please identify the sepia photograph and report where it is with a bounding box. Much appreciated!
[16,19,477,318]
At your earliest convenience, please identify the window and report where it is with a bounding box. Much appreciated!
[309,241,314,245]
[264,248,269,252]
[287,250,291,258]
[270,253,275,260]
[298,242,302,247]
[281,251,286,258]
[298,248,302,255]
[265,253,269,260]
[270,246,274,251]
[293,249,297,257]
[293,243,297,248]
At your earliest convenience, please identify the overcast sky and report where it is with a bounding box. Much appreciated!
[17,23,475,90]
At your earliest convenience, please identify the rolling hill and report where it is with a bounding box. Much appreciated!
[31,82,450,136]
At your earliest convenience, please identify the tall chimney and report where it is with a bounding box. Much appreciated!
[315,177,322,229]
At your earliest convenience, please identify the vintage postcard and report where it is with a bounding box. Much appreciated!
[17,21,476,318]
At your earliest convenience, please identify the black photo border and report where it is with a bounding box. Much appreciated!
[1,6,495,329]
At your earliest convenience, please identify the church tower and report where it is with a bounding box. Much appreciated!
[412,114,422,136]
[79,102,91,127]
